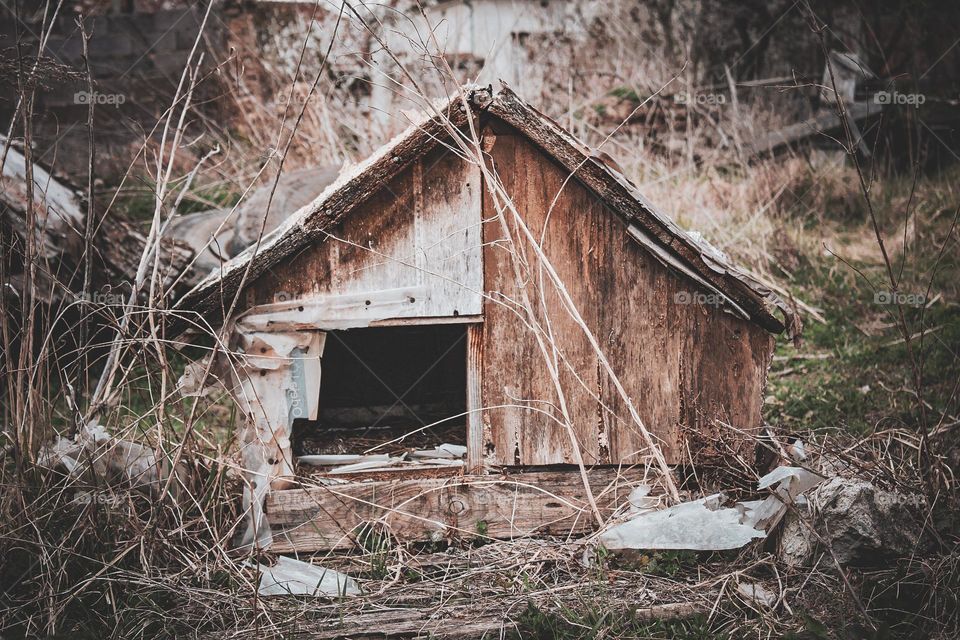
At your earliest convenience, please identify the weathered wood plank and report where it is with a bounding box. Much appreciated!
[266,467,658,552]
[484,89,788,334]
[246,146,482,318]
[478,126,771,467]
[599,221,684,464]
[678,307,774,462]
[481,129,574,466]
[465,323,484,473]
[744,101,880,157]
[297,601,704,639]
[419,149,484,317]
[370,314,482,327]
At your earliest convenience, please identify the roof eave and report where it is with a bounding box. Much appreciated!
[174,84,801,340]
[483,86,800,338]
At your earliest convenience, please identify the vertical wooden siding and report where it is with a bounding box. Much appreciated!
[246,145,482,317]
[479,125,773,466]
[242,125,773,469]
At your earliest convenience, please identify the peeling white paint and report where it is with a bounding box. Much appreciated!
[181,287,439,549]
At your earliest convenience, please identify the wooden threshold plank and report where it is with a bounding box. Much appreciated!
[300,601,705,639]
[266,466,661,552]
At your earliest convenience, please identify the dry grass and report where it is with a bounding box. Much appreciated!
[1,1,958,638]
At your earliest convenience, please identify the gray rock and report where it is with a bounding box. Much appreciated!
[165,166,340,286]
[778,477,924,566]
[778,504,816,568]
[166,208,234,276]
[230,166,340,255]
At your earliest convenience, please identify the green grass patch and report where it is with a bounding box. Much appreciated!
[766,170,960,435]
[112,178,243,222]
[609,86,642,103]
[767,269,959,434]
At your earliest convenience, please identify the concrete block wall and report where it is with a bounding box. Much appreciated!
[0,6,232,179]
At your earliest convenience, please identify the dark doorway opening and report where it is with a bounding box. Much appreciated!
[293,324,467,457]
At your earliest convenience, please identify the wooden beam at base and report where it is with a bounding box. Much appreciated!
[266,467,662,552]
[297,601,703,639]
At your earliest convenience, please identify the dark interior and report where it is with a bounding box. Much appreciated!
[293,324,468,455]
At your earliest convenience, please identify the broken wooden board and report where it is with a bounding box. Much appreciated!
[1,138,196,300]
[744,101,881,158]
[266,467,660,552]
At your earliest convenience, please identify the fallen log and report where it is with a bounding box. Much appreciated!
[1,139,196,303]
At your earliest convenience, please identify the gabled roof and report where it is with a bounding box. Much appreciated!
[176,85,800,338]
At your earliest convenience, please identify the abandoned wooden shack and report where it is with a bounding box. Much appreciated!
[175,85,800,552]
